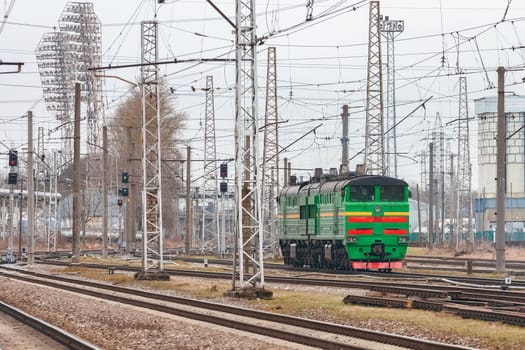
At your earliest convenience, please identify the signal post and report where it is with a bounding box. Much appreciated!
[6,149,18,263]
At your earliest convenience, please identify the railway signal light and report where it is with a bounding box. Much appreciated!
[220,182,227,193]
[117,199,123,207]
[122,171,129,183]
[220,163,227,178]
[121,187,129,196]
[8,172,17,185]
[8,149,17,167]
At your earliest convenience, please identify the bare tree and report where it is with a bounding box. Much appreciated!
[109,82,186,237]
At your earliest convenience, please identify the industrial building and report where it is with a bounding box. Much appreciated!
[474,95,525,240]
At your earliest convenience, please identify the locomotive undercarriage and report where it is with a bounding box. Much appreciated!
[279,239,351,270]
[279,239,399,271]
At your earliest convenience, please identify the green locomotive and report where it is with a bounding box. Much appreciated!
[278,172,410,271]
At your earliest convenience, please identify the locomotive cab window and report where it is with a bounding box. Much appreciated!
[380,185,405,201]
[349,185,375,202]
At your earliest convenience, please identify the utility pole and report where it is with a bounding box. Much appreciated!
[28,111,35,264]
[449,153,457,250]
[185,145,192,255]
[125,126,134,254]
[340,104,349,174]
[36,127,44,243]
[364,1,385,175]
[102,126,108,259]
[18,177,23,258]
[428,142,434,247]
[381,15,404,178]
[7,178,14,263]
[283,157,288,187]
[495,66,506,273]
[72,83,81,264]
[417,184,422,245]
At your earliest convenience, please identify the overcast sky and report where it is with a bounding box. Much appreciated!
[0,0,524,189]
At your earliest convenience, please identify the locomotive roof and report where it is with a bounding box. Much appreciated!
[345,175,408,187]
[279,175,408,196]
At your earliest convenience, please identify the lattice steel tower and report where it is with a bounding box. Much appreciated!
[457,76,473,251]
[232,0,266,293]
[364,1,385,175]
[137,20,165,278]
[202,76,219,247]
[262,47,279,254]
[432,112,445,246]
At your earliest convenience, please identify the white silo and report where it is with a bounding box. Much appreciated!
[474,95,525,240]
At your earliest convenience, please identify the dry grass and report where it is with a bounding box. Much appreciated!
[54,257,525,349]
[250,290,525,350]
[408,245,525,261]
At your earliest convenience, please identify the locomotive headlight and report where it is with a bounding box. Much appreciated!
[374,205,381,214]
[398,236,409,244]
[346,236,358,243]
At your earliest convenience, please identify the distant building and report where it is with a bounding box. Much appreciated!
[474,95,525,236]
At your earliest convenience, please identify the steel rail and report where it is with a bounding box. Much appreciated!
[0,300,100,350]
[0,267,476,350]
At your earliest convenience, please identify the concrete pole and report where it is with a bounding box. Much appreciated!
[7,186,13,262]
[28,111,35,265]
[495,66,506,273]
[417,183,422,245]
[341,105,349,174]
[102,126,108,259]
[18,177,23,258]
[185,145,191,254]
[72,83,81,263]
[52,154,58,252]
[428,142,434,247]
[283,157,288,187]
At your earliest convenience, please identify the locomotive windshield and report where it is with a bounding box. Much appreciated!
[349,185,375,201]
[380,185,405,201]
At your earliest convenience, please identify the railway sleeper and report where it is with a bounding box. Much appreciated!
[370,285,449,299]
[343,294,408,308]
[108,265,129,274]
[444,305,525,326]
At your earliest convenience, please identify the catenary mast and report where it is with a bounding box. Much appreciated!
[136,20,166,279]
[262,47,279,256]
[364,1,385,175]
[202,76,219,249]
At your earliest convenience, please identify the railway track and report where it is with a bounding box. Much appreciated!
[32,259,525,301]
[164,255,525,287]
[17,259,525,330]
[0,266,477,350]
[0,300,99,350]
